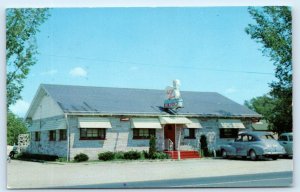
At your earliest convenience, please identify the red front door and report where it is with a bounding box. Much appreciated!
[164,124,176,150]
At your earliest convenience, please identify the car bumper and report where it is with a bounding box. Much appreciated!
[263,151,285,156]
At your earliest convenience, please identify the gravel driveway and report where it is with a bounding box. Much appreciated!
[7,158,293,189]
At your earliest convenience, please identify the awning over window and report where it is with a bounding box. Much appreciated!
[184,118,203,128]
[159,116,192,125]
[218,119,245,129]
[131,118,162,129]
[29,118,66,131]
[78,117,112,128]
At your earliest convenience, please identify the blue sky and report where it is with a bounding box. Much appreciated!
[10,7,276,117]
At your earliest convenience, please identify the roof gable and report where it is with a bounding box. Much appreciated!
[25,85,64,119]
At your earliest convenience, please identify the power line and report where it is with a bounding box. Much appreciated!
[40,53,274,76]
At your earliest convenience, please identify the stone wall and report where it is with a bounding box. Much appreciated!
[27,130,67,157]
[26,116,254,160]
[69,116,164,160]
[198,119,253,151]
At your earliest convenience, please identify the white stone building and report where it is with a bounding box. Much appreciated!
[25,84,261,160]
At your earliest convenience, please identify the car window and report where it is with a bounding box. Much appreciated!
[242,135,249,142]
[235,135,242,142]
[260,135,275,140]
[248,135,255,141]
[250,136,257,141]
[288,135,293,141]
[279,135,288,141]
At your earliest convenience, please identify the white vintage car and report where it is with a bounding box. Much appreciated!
[278,132,293,157]
[220,132,286,160]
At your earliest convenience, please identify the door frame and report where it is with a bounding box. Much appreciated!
[164,124,176,150]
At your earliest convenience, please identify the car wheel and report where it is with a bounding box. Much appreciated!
[272,156,278,160]
[249,150,257,161]
[221,149,227,159]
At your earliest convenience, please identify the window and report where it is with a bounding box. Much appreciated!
[278,135,288,141]
[220,129,239,138]
[59,130,67,141]
[80,128,106,140]
[184,128,196,139]
[133,129,155,139]
[49,130,56,141]
[35,132,41,141]
[259,134,275,140]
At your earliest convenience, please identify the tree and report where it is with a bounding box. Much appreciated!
[7,112,28,145]
[6,8,50,108]
[244,94,276,121]
[244,95,276,130]
[245,6,292,134]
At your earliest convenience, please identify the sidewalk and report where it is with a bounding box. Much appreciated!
[7,158,293,188]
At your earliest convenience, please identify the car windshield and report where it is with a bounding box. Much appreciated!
[259,134,275,140]
[289,135,293,141]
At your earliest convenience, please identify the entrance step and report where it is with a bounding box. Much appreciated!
[164,150,201,159]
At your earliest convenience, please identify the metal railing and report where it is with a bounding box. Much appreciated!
[164,138,174,151]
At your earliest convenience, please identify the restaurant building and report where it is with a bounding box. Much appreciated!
[25,82,261,160]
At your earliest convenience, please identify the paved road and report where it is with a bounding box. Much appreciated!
[62,171,293,188]
[7,158,293,189]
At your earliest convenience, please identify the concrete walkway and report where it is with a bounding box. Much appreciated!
[7,158,293,188]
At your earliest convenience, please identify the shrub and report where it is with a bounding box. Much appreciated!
[142,150,150,159]
[216,149,222,157]
[98,151,115,161]
[114,151,125,160]
[56,157,67,162]
[152,152,169,159]
[149,136,156,158]
[124,151,141,160]
[16,153,59,161]
[200,135,209,157]
[74,153,89,162]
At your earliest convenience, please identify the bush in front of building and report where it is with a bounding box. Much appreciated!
[149,136,156,158]
[74,153,89,162]
[142,150,150,159]
[56,157,68,162]
[200,135,209,157]
[98,151,115,161]
[16,153,59,161]
[151,152,169,159]
[123,151,141,160]
[114,151,125,159]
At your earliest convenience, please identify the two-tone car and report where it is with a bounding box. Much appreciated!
[220,132,286,160]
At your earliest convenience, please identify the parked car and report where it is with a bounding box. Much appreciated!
[278,132,293,157]
[220,132,286,161]
[9,144,19,158]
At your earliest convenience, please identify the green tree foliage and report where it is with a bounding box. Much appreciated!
[6,8,50,108]
[245,7,292,134]
[244,95,276,129]
[7,112,28,145]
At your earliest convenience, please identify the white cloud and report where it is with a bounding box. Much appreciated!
[10,100,30,117]
[224,87,237,94]
[40,69,58,76]
[69,67,87,77]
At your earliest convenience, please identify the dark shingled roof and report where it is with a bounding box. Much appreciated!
[41,84,260,117]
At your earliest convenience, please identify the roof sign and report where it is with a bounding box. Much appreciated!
[164,80,183,110]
